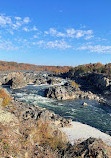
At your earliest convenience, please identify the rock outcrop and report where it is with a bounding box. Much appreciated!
[19,101,71,127]
[0,72,27,89]
[64,137,111,158]
[44,83,100,101]
[84,73,110,91]
[0,71,63,89]
[11,76,27,89]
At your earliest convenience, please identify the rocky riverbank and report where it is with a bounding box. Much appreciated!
[0,88,69,157]
[0,70,111,108]
[0,71,111,107]
[0,71,63,89]
[44,82,100,101]
[61,71,111,106]
[0,88,111,157]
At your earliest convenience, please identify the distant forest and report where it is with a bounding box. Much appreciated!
[0,61,72,73]
[68,63,111,77]
[0,61,111,76]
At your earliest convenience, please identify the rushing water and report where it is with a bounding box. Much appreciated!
[6,84,111,135]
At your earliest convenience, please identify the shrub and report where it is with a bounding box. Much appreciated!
[0,89,11,107]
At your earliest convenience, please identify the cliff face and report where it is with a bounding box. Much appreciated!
[81,73,110,91]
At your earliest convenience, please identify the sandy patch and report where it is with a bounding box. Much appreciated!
[60,121,111,146]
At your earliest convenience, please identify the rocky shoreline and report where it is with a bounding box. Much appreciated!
[0,70,111,108]
[0,71,63,89]
[0,71,108,103]
[0,71,111,157]
[0,88,111,157]
[44,82,100,101]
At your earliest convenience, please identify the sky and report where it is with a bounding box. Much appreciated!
[0,0,111,66]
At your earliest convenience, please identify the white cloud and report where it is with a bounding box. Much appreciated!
[15,16,21,20]
[0,15,38,34]
[45,28,93,39]
[49,28,57,35]
[23,17,30,23]
[12,21,22,29]
[33,35,38,38]
[56,32,65,37]
[0,15,12,26]
[46,40,71,49]
[75,31,83,38]
[44,28,65,37]
[0,14,32,31]
[85,35,94,40]
[23,27,29,32]
[66,28,75,38]
[32,26,38,31]
[1,14,107,53]
[33,40,44,46]
[23,26,38,32]
[0,39,18,51]
[33,40,71,49]
[75,30,93,39]
[77,44,111,53]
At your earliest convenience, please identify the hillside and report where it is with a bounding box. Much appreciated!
[0,61,72,73]
[65,63,111,78]
[0,61,111,77]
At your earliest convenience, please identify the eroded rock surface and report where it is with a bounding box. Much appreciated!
[44,83,100,101]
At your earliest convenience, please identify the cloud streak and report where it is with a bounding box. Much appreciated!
[0,13,110,53]
[77,44,111,53]
[44,28,94,39]
[0,39,18,51]
[0,14,32,31]
[33,40,72,49]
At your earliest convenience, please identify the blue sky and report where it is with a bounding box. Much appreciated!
[0,0,111,66]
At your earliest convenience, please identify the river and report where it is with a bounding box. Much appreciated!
[6,84,111,135]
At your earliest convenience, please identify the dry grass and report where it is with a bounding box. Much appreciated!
[0,88,11,107]
[0,122,21,157]
[0,98,68,157]
[30,119,67,150]
[37,120,66,149]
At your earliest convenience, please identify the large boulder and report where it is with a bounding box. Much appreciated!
[0,72,27,89]
[47,77,62,85]
[21,104,71,127]
[11,76,27,89]
[44,85,75,100]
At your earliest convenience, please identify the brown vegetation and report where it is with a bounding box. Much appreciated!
[0,89,11,107]
[35,120,67,149]
[71,80,79,88]
[68,62,111,77]
[0,105,67,157]
[0,60,72,73]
